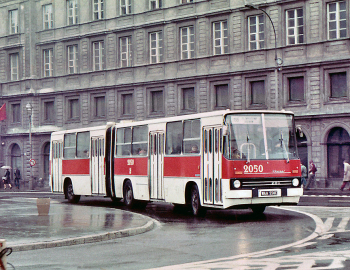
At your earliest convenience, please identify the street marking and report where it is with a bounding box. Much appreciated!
[318,234,334,240]
[336,217,350,231]
[323,217,335,232]
[293,241,317,248]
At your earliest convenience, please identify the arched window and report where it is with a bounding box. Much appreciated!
[43,142,50,182]
[11,144,22,175]
[327,127,350,178]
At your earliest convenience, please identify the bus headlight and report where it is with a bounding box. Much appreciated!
[233,180,241,189]
[292,178,299,187]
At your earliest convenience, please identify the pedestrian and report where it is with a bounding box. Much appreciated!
[14,168,20,189]
[305,160,317,190]
[3,168,12,189]
[340,159,350,191]
[301,163,307,188]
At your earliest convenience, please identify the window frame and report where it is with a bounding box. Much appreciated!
[67,0,78,25]
[212,20,228,55]
[148,88,164,116]
[9,53,19,81]
[67,44,79,74]
[180,26,195,60]
[248,14,265,51]
[119,36,132,67]
[93,0,104,20]
[9,9,19,35]
[283,72,307,107]
[245,77,267,109]
[43,4,53,30]
[91,94,106,120]
[92,40,105,71]
[150,0,162,10]
[120,0,132,15]
[10,102,21,125]
[118,90,134,119]
[43,48,54,77]
[41,98,55,124]
[210,81,230,110]
[149,31,163,64]
[285,7,304,45]
[66,96,80,122]
[178,84,196,114]
[327,1,347,40]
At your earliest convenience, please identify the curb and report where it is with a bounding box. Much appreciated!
[11,219,156,252]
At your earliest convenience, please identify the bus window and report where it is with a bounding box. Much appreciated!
[183,119,200,154]
[76,132,90,158]
[116,127,132,156]
[63,133,76,159]
[166,121,182,154]
[132,125,148,155]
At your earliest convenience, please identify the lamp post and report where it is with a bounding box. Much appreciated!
[26,103,33,190]
[245,4,283,110]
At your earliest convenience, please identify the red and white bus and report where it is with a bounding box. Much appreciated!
[50,110,303,215]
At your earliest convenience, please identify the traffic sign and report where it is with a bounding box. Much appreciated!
[29,159,36,167]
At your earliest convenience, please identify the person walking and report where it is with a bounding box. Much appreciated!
[3,169,12,189]
[305,160,317,190]
[340,159,350,191]
[14,168,20,189]
[301,163,307,188]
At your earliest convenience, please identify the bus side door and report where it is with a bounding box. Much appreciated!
[150,131,164,200]
[91,137,105,195]
[51,140,63,192]
[203,126,223,205]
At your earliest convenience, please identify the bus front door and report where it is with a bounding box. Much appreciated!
[150,132,164,200]
[203,126,223,206]
[91,137,105,195]
[51,140,63,192]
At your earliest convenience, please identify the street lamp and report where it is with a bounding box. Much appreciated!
[26,103,33,190]
[245,4,283,110]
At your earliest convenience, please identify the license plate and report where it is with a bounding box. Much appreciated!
[259,189,280,197]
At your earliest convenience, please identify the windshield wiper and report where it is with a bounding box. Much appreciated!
[279,131,290,163]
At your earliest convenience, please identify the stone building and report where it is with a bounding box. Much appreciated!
[0,0,349,189]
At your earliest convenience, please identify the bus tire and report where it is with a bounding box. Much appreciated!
[123,180,134,208]
[66,181,80,204]
[250,205,266,215]
[190,185,206,217]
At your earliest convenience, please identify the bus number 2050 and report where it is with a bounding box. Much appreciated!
[243,164,264,173]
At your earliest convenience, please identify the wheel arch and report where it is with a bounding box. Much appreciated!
[185,181,199,205]
[63,177,72,199]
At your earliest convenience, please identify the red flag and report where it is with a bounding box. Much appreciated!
[0,103,7,121]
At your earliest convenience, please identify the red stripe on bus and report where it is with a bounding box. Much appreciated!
[114,157,148,176]
[62,159,90,175]
[222,158,301,178]
[164,156,200,177]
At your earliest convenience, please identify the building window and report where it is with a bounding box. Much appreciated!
[250,81,265,105]
[215,84,229,109]
[327,1,347,40]
[11,103,21,123]
[93,96,106,118]
[182,87,195,112]
[286,8,304,45]
[181,0,193,3]
[121,93,133,116]
[248,15,264,50]
[150,0,162,10]
[67,0,78,25]
[43,49,53,77]
[9,9,18,34]
[120,0,132,15]
[150,31,163,64]
[93,41,105,71]
[43,4,53,30]
[288,77,304,101]
[67,45,78,74]
[120,36,132,67]
[150,90,164,114]
[330,72,347,98]
[180,26,194,59]
[93,0,104,20]
[67,98,80,121]
[10,53,19,81]
[43,100,55,123]
[213,21,228,55]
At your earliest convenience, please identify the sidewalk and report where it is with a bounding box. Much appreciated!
[0,194,156,252]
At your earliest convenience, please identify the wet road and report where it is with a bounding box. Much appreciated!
[5,193,316,270]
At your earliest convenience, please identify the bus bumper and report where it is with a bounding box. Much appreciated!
[223,187,303,209]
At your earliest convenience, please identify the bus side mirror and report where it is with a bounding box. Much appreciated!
[222,126,228,136]
[296,125,303,137]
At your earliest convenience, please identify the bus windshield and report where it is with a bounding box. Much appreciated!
[224,113,298,161]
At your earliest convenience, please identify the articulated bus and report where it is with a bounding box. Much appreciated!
[50,110,303,215]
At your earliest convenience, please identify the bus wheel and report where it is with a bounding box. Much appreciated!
[250,205,266,215]
[123,180,134,208]
[190,185,206,217]
[66,181,80,204]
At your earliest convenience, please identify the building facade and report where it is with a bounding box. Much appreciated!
[0,0,349,189]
